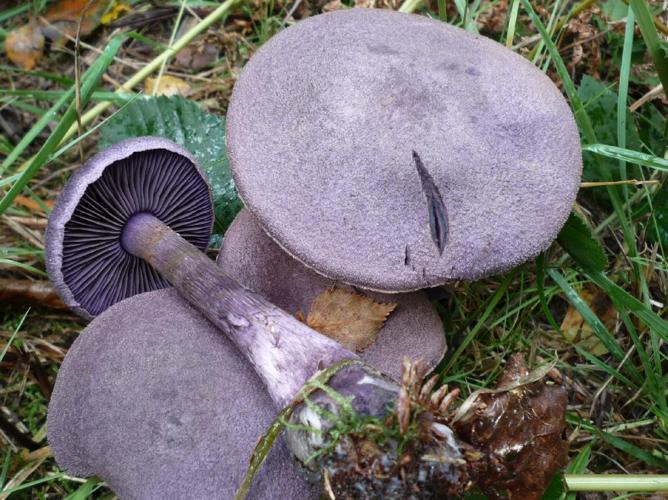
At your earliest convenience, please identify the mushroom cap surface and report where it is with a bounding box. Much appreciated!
[217,209,447,379]
[47,288,318,499]
[46,137,213,318]
[227,9,582,292]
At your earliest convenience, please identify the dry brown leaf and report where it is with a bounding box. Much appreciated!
[14,196,53,214]
[144,76,192,97]
[306,287,397,353]
[40,0,112,43]
[561,287,616,356]
[5,23,45,70]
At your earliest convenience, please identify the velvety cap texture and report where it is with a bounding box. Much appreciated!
[47,289,318,499]
[217,209,447,379]
[226,9,582,292]
[45,137,213,319]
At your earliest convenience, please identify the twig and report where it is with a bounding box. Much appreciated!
[0,279,67,310]
[629,84,664,111]
[0,410,39,451]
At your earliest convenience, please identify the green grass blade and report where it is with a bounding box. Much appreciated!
[599,432,668,469]
[572,344,636,388]
[0,173,20,188]
[0,36,123,215]
[505,0,522,47]
[0,65,74,86]
[64,477,103,500]
[0,89,134,103]
[629,0,668,98]
[443,272,515,373]
[0,450,10,489]
[521,0,648,302]
[0,309,28,364]
[585,270,668,343]
[0,258,47,276]
[564,445,592,499]
[536,253,563,333]
[565,474,668,492]
[616,6,635,201]
[548,269,628,363]
[620,311,667,423]
[0,473,66,495]
[582,144,668,173]
[0,90,71,176]
[0,4,30,24]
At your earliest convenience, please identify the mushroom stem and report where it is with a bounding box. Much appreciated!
[69,208,468,496]
[121,212,356,408]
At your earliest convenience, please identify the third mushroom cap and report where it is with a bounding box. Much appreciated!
[226,8,582,292]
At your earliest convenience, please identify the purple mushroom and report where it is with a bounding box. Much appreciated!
[226,8,582,292]
[48,289,320,498]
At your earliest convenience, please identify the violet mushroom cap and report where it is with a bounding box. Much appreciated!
[45,137,213,319]
[47,288,319,499]
[217,209,447,380]
[226,9,582,292]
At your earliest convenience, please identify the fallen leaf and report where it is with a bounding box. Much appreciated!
[100,0,130,24]
[561,287,616,356]
[5,23,45,70]
[40,0,112,44]
[454,354,568,500]
[14,196,53,214]
[306,287,397,353]
[144,76,192,97]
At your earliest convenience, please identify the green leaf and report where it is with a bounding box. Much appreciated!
[98,95,242,242]
[557,212,608,272]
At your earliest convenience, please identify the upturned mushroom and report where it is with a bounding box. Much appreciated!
[46,137,462,495]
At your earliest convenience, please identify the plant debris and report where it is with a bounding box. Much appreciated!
[304,288,397,353]
[453,354,569,500]
[560,287,616,355]
[4,22,45,70]
[144,75,192,97]
[40,0,113,43]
